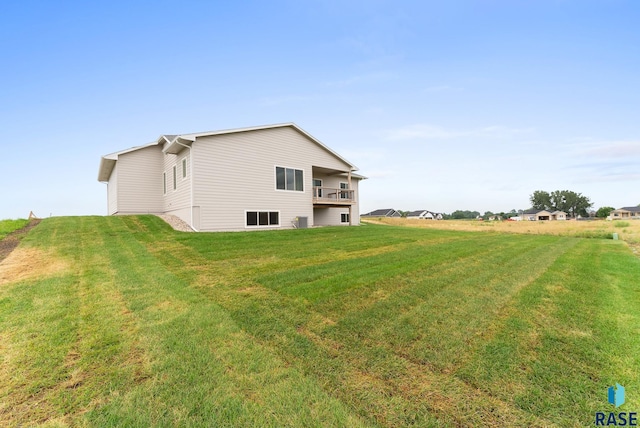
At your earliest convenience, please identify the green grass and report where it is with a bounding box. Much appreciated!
[614,221,631,228]
[0,218,29,240]
[1,215,640,427]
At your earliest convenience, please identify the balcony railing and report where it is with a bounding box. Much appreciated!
[312,186,355,205]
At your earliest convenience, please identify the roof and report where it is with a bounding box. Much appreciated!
[617,206,640,212]
[98,123,360,182]
[362,209,399,217]
[97,142,158,182]
[160,123,358,171]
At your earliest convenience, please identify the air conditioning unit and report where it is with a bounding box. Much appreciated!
[294,216,308,229]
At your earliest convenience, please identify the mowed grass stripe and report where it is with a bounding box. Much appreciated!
[142,222,565,425]
[457,238,640,426]
[325,236,578,372]
[1,217,370,426]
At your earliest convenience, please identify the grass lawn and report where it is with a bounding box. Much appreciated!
[1,215,639,426]
[0,219,29,240]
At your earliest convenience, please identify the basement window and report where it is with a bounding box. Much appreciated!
[341,213,350,223]
[246,211,280,227]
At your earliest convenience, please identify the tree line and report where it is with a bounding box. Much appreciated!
[529,190,592,218]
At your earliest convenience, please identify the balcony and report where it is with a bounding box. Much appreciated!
[312,186,355,206]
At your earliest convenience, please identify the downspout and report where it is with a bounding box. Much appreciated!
[348,169,353,226]
[173,140,198,231]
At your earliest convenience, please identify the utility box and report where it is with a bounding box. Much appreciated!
[295,216,308,229]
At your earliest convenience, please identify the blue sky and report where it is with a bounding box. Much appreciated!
[1,0,639,219]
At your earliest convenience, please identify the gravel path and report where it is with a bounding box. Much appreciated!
[155,214,194,232]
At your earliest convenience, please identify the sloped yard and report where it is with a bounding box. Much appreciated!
[1,216,639,426]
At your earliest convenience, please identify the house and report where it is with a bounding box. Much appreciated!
[610,206,640,220]
[522,209,567,221]
[98,123,365,232]
[406,210,443,220]
[361,209,402,218]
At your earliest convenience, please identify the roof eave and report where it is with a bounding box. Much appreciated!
[97,156,117,182]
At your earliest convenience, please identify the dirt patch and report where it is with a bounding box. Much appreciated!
[0,247,69,285]
[0,219,41,263]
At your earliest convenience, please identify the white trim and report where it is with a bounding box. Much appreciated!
[274,165,305,193]
[244,210,281,228]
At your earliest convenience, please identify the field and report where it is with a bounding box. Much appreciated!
[1,215,639,426]
[367,217,640,255]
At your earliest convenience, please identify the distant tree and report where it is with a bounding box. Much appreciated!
[483,211,494,218]
[530,190,552,210]
[529,190,593,218]
[596,206,615,218]
[451,210,480,219]
[398,210,409,218]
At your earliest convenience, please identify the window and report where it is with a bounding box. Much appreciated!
[182,158,187,179]
[163,172,167,195]
[246,211,280,227]
[341,213,350,223]
[339,182,349,199]
[276,166,303,191]
[172,166,177,190]
[313,179,322,197]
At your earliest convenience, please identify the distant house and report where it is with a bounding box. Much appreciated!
[610,206,640,220]
[406,210,442,220]
[98,123,365,232]
[361,209,402,218]
[522,209,567,221]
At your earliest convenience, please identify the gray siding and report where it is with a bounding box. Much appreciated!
[116,145,164,214]
[193,126,354,231]
[162,147,192,225]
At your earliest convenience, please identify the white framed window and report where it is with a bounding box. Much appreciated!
[339,182,349,199]
[313,178,322,198]
[341,212,350,223]
[182,157,187,179]
[245,210,280,228]
[172,165,177,190]
[275,166,304,192]
[163,172,167,195]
